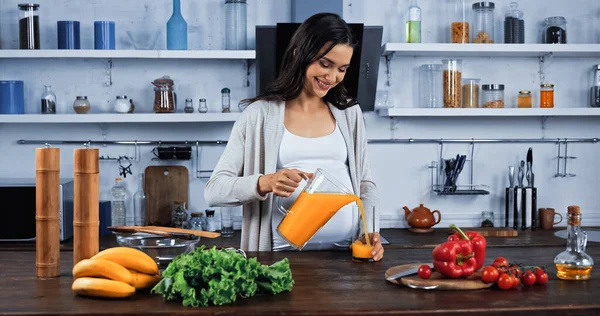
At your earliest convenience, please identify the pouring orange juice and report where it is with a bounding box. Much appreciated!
[276,168,373,261]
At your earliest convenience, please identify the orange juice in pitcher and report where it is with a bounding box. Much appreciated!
[276,168,373,261]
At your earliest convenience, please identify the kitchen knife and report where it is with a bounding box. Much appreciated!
[518,160,525,187]
[509,166,514,187]
[526,148,533,187]
[386,263,434,281]
[506,166,515,228]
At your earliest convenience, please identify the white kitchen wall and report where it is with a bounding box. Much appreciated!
[0,0,599,232]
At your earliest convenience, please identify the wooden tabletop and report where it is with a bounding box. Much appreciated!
[1,247,598,315]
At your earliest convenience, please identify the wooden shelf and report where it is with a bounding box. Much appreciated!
[0,113,240,123]
[378,107,600,117]
[382,43,600,58]
[0,49,255,59]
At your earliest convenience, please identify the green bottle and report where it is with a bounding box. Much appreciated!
[406,0,422,43]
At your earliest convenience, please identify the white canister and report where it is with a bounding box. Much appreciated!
[114,96,130,113]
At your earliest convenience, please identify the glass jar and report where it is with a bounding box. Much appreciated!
[442,59,462,108]
[189,212,208,231]
[419,64,443,108]
[198,98,208,113]
[225,0,247,50]
[153,86,175,113]
[461,78,480,108]
[540,84,554,108]
[171,202,189,229]
[205,209,217,232]
[472,2,495,44]
[482,84,505,108]
[544,16,567,44]
[554,206,594,280]
[114,95,130,113]
[591,65,600,108]
[448,0,469,43]
[481,211,494,227]
[405,0,421,43]
[18,3,40,49]
[517,90,532,108]
[221,87,231,112]
[504,2,524,43]
[40,85,56,114]
[184,98,194,113]
[73,96,91,114]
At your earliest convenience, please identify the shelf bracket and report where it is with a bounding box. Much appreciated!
[243,59,252,87]
[105,59,113,87]
[385,53,394,86]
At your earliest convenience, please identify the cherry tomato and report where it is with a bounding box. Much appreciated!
[536,272,549,285]
[497,273,513,290]
[418,264,432,279]
[481,266,500,283]
[521,270,537,286]
[511,274,520,288]
[535,267,546,277]
[492,257,509,268]
[510,265,523,278]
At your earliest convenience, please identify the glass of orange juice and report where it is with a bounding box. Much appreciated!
[351,204,375,262]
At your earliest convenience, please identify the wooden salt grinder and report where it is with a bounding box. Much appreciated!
[73,147,99,265]
[36,146,61,278]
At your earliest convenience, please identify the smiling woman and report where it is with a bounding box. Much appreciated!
[204,13,382,261]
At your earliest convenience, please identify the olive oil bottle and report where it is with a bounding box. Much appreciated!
[406,0,421,43]
[554,206,594,280]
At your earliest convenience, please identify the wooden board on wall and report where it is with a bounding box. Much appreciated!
[144,166,188,226]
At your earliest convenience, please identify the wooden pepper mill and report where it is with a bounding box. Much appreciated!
[73,146,99,265]
[36,146,61,278]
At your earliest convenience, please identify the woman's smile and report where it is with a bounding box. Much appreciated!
[315,77,332,91]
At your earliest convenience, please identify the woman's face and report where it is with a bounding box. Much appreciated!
[303,43,353,99]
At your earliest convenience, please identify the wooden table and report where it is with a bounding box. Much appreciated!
[1,246,598,315]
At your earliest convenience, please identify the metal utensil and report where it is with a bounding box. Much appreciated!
[518,160,525,187]
[509,166,515,187]
[406,282,439,290]
[386,263,434,281]
[526,148,533,187]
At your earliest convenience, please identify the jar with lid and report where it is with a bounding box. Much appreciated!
[472,2,495,44]
[73,96,91,114]
[419,64,443,108]
[518,90,532,108]
[114,95,130,113]
[221,88,231,112]
[448,0,469,43]
[591,65,600,107]
[171,201,189,229]
[543,16,567,44]
[481,211,494,227]
[482,84,505,108]
[198,98,208,113]
[442,59,462,108]
[461,78,480,108]
[189,212,208,231]
[40,85,56,114]
[504,2,524,43]
[205,209,217,232]
[405,0,421,43]
[153,86,175,113]
[184,98,194,113]
[225,0,247,50]
[540,84,554,108]
[18,3,40,49]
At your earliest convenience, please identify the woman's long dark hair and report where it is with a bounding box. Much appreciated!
[240,13,358,110]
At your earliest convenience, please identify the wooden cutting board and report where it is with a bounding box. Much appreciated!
[447,227,519,237]
[385,263,493,290]
[144,165,189,226]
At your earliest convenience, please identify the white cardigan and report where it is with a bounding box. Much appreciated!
[204,100,380,251]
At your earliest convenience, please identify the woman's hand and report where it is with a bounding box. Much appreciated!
[257,168,313,197]
[370,232,384,261]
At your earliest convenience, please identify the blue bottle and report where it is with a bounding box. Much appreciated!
[167,0,188,50]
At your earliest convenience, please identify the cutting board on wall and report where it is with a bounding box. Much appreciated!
[144,165,189,226]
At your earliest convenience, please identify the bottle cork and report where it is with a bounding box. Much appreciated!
[35,147,61,278]
[568,205,580,215]
[567,205,581,226]
[73,148,99,265]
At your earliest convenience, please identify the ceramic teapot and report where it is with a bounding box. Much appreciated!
[403,204,441,229]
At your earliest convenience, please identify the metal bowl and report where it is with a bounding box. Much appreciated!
[114,232,200,268]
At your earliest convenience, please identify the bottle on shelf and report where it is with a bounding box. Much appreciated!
[405,0,421,43]
[40,85,56,114]
[166,0,188,50]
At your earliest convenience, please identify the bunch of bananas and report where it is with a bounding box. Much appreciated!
[71,247,161,298]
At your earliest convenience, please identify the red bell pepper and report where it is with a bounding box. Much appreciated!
[432,239,476,278]
[447,224,487,271]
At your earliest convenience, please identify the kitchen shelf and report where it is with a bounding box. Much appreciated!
[381,43,600,58]
[0,113,240,123]
[0,49,256,59]
[378,107,600,117]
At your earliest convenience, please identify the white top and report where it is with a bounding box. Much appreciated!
[271,123,357,251]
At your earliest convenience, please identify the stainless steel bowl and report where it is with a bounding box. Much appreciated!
[114,232,200,268]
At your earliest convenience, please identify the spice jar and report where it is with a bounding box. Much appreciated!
[472,2,495,44]
[540,84,554,108]
[481,211,494,227]
[113,95,130,113]
[544,16,567,44]
[461,78,480,108]
[205,209,217,232]
[442,59,462,108]
[73,96,91,114]
[482,84,505,108]
[448,0,469,43]
[517,90,532,108]
[153,86,175,113]
[171,202,188,229]
[18,3,40,49]
[221,87,231,112]
[184,98,194,113]
[198,98,208,113]
[189,212,208,231]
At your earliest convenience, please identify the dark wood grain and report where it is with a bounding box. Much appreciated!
[0,247,598,315]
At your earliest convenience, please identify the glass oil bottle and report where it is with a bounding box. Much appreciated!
[554,206,594,280]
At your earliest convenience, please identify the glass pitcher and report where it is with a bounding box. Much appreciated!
[276,168,363,250]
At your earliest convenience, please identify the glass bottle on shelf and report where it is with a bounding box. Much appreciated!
[40,85,56,114]
[504,2,524,44]
[554,206,594,280]
[166,0,188,50]
[448,0,469,43]
[225,0,247,50]
[540,83,554,108]
[133,173,146,226]
[184,98,194,113]
[590,65,600,107]
[405,0,421,43]
[221,88,231,112]
[111,177,128,227]
[198,98,208,113]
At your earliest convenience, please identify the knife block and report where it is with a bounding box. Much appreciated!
[505,187,537,230]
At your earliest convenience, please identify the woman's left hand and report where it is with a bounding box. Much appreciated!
[371,232,384,261]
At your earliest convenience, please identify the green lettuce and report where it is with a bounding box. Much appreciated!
[151,246,294,307]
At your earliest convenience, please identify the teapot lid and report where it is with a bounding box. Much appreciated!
[415,203,430,211]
